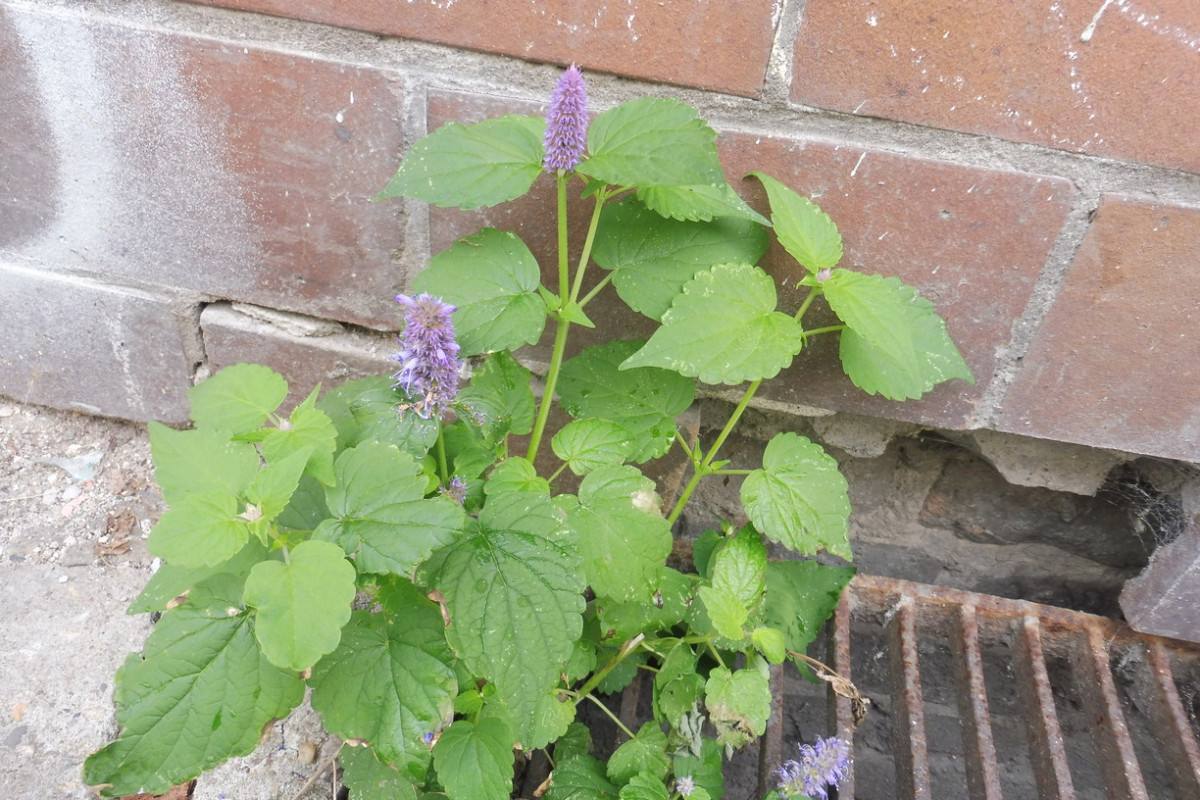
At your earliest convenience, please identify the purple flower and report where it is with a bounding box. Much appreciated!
[439,476,468,505]
[674,776,695,797]
[775,736,852,800]
[543,64,588,173]
[391,293,461,419]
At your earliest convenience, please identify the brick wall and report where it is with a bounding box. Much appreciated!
[3,0,1199,464]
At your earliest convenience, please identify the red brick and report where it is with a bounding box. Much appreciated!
[420,91,1074,429]
[2,6,406,329]
[200,303,396,406]
[0,265,194,422]
[184,0,778,98]
[793,0,1200,174]
[1121,517,1200,643]
[998,195,1200,461]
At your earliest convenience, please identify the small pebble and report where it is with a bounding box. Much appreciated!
[297,741,318,764]
[58,575,69,583]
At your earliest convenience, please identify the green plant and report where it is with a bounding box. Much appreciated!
[85,65,972,800]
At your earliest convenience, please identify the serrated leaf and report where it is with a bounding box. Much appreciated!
[595,568,693,641]
[741,433,851,559]
[621,264,804,384]
[419,492,584,743]
[636,183,770,226]
[128,540,270,614]
[710,524,767,607]
[704,664,770,749]
[414,228,546,356]
[750,627,787,664]
[608,722,670,784]
[315,441,465,576]
[83,576,304,797]
[558,341,695,462]
[148,491,250,568]
[485,457,550,496]
[378,114,545,209]
[318,377,440,457]
[243,539,356,671]
[581,98,723,188]
[764,560,855,673]
[552,419,636,475]
[554,722,593,763]
[619,772,670,800]
[696,586,747,641]
[276,474,331,532]
[340,745,419,800]
[148,423,259,506]
[244,447,312,527]
[546,756,619,800]
[749,172,843,272]
[653,642,704,729]
[260,388,338,486]
[673,739,724,800]
[458,350,536,444]
[593,199,770,321]
[187,363,289,433]
[566,465,671,601]
[433,718,515,800]
[310,589,456,780]
[823,270,974,400]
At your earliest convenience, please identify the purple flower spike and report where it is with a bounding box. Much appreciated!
[391,293,461,419]
[440,476,468,505]
[543,64,588,173]
[775,736,852,800]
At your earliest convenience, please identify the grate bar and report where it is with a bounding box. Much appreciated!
[1075,623,1149,799]
[1146,641,1200,796]
[757,661,785,796]
[829,592,857,800]
[889,597,932,800]
[949,604,1004,800]
[1013,615,1077,800]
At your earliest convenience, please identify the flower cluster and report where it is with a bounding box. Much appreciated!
[775,737,852,800]
[391,293,461,419]
[543,63,588,172]
[674,776,695,797]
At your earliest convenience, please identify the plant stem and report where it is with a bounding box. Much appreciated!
[800,324,846,338]
[577,272,614,309]
[569,188,609,304]
[435,428,449,483]
[556,173,570,302]
[574,633,645,698]
[793,285,821,323]
[584,693,637,740]
[526,320,570,461]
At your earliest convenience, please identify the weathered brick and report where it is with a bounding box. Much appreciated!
[998,195,1200,461]
[421,90,1074,428]
[0,264,194,422]
[793,0,1200,173]
[1121,518,1200,643]
[0,5,406,329]
[200,303,396,406]
[184,0,779,98]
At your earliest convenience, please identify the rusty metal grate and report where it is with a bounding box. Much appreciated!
[757,574,1200,800]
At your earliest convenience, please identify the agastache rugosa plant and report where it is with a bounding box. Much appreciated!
[86,65,973,800]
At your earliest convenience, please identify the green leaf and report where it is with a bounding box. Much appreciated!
[244,447,312,529]
[704,662,771,749]
[750,627,787,664]
[260,388,338,486]
[242,539,356,671]
[566,465,671,601]
[128,540,270,614]
[485,457,550,496]
[552,419,636,475]
[619,772,670,800]
[763,560,855,671]
[710,524,767,607]
[621,264,805,384]
[546,756,619,800]
[433,718,516,800]
[673,739,724,800]
[636,183,770,226]
[148,423,259,506]
[741,433,851,559]
[554,722,593,763]
[315,441,465,576]
[419,492,584,743]
[749,172,843,272]
[276,474,331,532]
[187,363,289,433]
[696,586,747,641]
[823,270,974,400]
[582,98,723,188]
[340,745,419,800]
[318,377,440,457]
[558,341,695,462]
[414,228,546,356]
[593,199,770,321]
[310,588,456,780]
[653,642,704,729]
[608,722,670,784]
[458,350,536,443]
[378,114,545,209]
[148,491,250,568]
[594,568,693,641]
[83,576,304,797]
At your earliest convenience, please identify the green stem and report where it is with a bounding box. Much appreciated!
[569,189,609,304]
[584,693,637,740]
[801,324,846,338]
[574,633,645,698]
[794,285,822,323]
[556,173,570,301]
[435,428,450,484]
[577,272,614,309]
[526,319,570,461]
